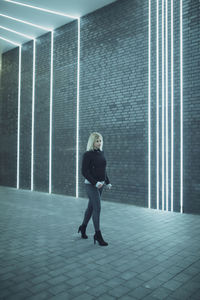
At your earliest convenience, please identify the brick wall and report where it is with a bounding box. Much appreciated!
[0,0,199,214]
[52,21,77,196]
[183,0,200,214]
[33,32,51,192]
[19,41,33,190]
[0,48,19,187]
[78,0,149,207]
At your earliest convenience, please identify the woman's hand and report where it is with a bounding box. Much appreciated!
[96,182,104,189]
[107,184,112,189]
[97,184,103,189]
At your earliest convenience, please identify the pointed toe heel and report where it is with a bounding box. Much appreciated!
[78,225,88,239]
[94,231,108,246]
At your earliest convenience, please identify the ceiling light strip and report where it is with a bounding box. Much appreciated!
[0,25,35,39]
[5,0,78,19]
[0,13,52,31]
[0,35,20,46]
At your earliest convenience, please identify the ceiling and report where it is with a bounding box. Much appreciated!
[0,0,117,54]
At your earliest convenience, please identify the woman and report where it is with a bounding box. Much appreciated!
[78,132,112,246]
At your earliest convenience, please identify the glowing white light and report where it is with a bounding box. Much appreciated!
[171,0,174,211]
[76,18,80,198]
[156,0,159,210]
[148,0,151,209]
[162,0,165,211]
[5,0,78,19]
[5,0,78,196]
[49,31,54,194]
[180,0,183,213]
[0,25,35,39]
[0,13,52,31]
[31,39,36,191]
[0,35,20,46]
[17,45,21,189]
[166,0,168,211]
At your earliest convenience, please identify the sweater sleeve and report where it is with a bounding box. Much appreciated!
[105,171,110,185]
[81,152,97,185]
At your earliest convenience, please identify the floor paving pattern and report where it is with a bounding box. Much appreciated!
[0,187,200,299]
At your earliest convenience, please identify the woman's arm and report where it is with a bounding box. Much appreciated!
[105,171,110,185]
[81,152,97,185]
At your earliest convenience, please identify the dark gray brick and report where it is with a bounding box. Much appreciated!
[0,0,200,213]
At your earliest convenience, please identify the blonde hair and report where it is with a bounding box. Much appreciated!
[86,132,103,151]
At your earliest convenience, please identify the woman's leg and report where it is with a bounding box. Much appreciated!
[85,184,102,231]
[82,193,93,226]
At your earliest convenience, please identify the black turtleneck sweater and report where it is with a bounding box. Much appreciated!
[81,149,110,186]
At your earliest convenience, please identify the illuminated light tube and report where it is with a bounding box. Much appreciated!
[171,0,174,211]
[0,13,52,31]
[76,18,80,198]
[180,0,183,213]
[148,0,151,209]
[49,31,54,194]
[0,35,20,46]
[156,0,159,210]
[6,0,78,196]
[0,25,35,39]
[31,39,36,191]
[162,0,165,211]
[5,0,79,19]
[166,0,168,211]
[17,45,22,189]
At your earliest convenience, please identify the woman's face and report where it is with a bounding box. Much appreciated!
[93,138,102,150]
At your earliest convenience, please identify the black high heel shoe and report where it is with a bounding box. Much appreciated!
[94,230,108,246]
[78,225,88,239]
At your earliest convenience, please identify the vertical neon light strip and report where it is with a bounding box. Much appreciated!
[148,0,151,209]
[162,0,165,210]
[165,0,169,211]
[31,39,36,191]
[171,0,174,211]
[180,0,183,213]
[1,4,78,195]
[17,45,22,189]
[156,0,159,209]
[49,31,54,194]
[76,18,80,198]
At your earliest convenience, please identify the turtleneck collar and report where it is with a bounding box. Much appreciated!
[94,148,101,152]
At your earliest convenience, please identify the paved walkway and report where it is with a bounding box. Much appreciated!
[0,186,200,300]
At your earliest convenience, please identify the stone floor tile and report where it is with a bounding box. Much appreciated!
[0,187,200,300]
[148,286,173,299]
[128,286,153,299]
[122,277,144,289]
[73,294,95,300]
[108,285,131,297]
[87,284,110,297]
[48,291,73,300]
[162,279,184,291]
[97,295,116,300]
